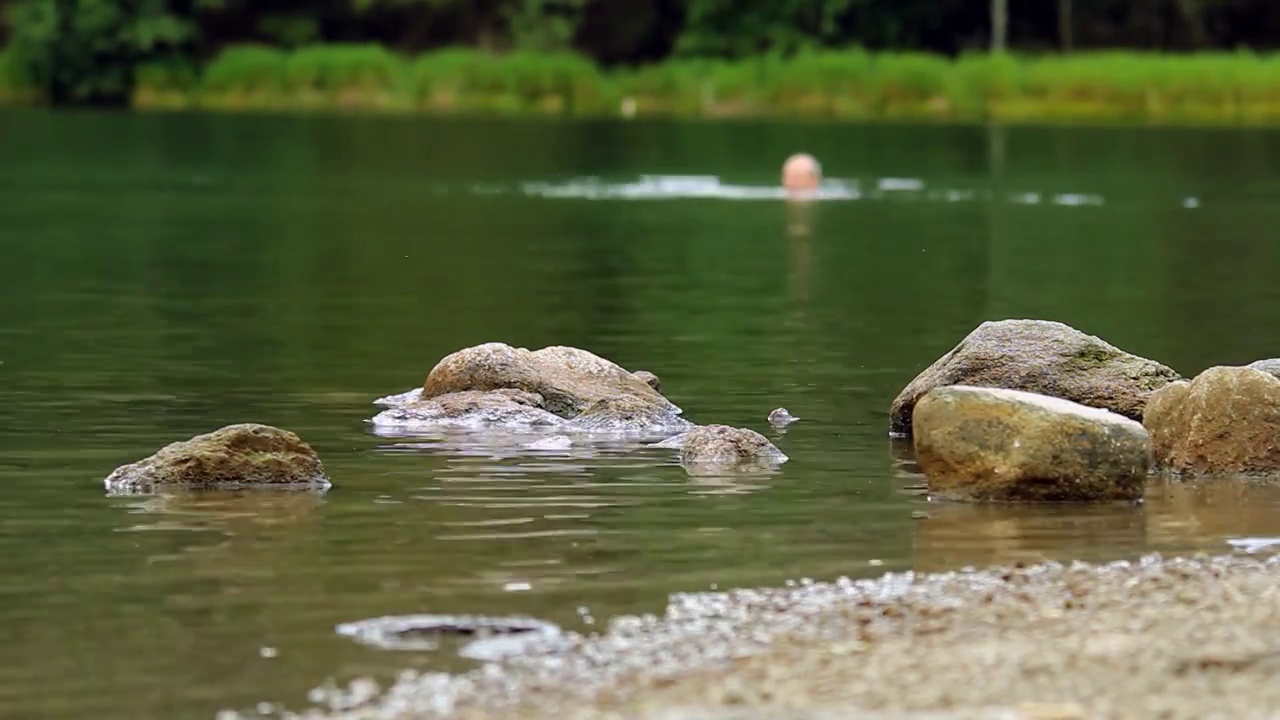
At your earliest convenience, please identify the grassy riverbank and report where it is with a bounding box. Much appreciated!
[8,44,1280,124]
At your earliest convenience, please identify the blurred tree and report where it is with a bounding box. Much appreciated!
[10,0,202,105]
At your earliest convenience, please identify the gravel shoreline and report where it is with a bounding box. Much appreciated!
[283,552,1280,720]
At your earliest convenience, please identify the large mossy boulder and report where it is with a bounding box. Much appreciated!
[372,343,687,434]
[890,320,1180,436]
[1144,366,1280,476]
[103,424,330,495]
[912,386,1151,502]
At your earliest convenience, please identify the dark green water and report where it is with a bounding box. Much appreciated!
[4,110,1280,719]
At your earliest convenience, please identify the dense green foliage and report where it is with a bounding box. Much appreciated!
[59,45,1280,124]
[4,0,1280,110]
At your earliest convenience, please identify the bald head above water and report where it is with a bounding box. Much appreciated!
[782,153,822,191]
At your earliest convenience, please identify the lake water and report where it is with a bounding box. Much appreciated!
[4,110,1280,719]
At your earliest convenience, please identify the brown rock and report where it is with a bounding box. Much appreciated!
[103,424,330,495]
[632,370,662,392]
[1144,366,1280,476]
[422,343,679,419]
[569,395,692,434]
[656,425,789,467]
[890,319,1180,436]
[912,385,1151,502]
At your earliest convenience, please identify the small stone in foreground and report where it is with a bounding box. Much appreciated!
[912,385,1150,502]
[1144,365,1280,476]
[103,423,330,494]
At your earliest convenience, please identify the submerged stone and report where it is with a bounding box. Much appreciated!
[567,395,693,434]
[103,423,330,495]
[890,319,1180,436]
[1144,366,1280,476]
[657,424,789,468]
[336,614,563,657]
[912,385,1150,502]
[370,389,564,432]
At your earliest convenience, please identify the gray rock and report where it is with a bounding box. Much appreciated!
[890,319,1180,436]
[912,385,1151,502]
[373,387,423,407]
[370,389,564,432]
[103,424,331,495]
[768,408,799,426]
[1246,359,1280,380]
[1144,366,1280,476]
[523,435,573,451]
[657,425,789,468]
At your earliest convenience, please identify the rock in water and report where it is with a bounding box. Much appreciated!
[103,424,330,494]
[1144,366,1280,476]
[912,386,1151,502]
[632,370,662,392]
[375,343,686,434]
[371,389,565,432]
[656,425,789,468]
[1246,359,1280,380]
[768,408,798,426]
[890,319,1179,436]
[424,343,678,419]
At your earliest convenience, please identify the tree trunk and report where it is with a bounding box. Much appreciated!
[1058,0,1073,51]
[991,0,1008,53]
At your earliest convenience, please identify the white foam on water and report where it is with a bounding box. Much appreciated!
[520,174,863,201]
[502,174,1138,210]
[1228,537,1280,554]
[877,176,925,192]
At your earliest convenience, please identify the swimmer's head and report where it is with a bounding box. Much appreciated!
[782,153,822,191]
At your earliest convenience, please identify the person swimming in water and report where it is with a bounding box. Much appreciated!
[782,153,822,193]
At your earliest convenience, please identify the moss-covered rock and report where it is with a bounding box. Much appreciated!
[103,424,330,494]
[913,385,1150,502]
[890,319,1179,436]
[1144,366,1280,476]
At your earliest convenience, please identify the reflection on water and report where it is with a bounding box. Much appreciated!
[912,476,1280,572]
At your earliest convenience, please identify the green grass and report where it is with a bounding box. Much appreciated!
[11,43,1280,125]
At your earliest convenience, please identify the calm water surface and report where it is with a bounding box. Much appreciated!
[4,111,1280,719]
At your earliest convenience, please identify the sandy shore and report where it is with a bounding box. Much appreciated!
[283,552,1280,720]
